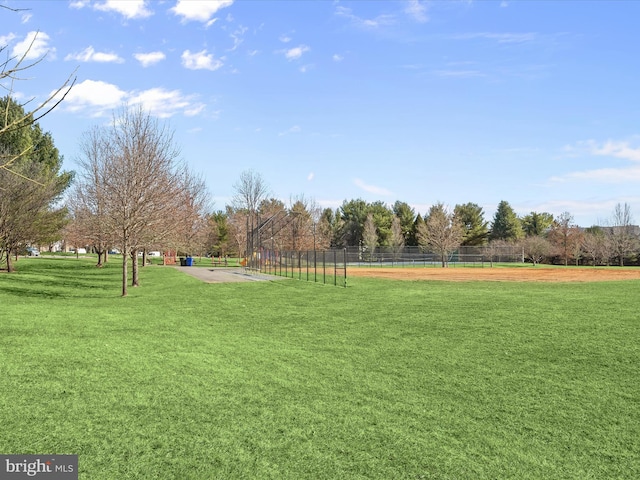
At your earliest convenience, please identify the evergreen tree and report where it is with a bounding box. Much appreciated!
[521,211,554,237]
[489,200,523,242]
[454,202,489,246]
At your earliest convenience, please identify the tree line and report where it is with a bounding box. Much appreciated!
[210,192,639,268]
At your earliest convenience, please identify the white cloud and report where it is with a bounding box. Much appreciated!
[133,51,166,67]
[590,139,640,162]
[181,49,223,71]
[552,138,640,184]
[335,6,396,29]
[279,125,301,136]
[69,1,90,9]
[59,79,127,116]
[228,25,248,51]
[129,88,205,118]
[307,172,315,181]
[299,64,314,73]
[0,33,16,47]
[434,69,486,78]
[53,79,205,119]
[405,0,429,23]
[451,32,537,44]
[21,13,32,24]
[94,0,153,19]
[284,45,310,61]
[332,54,344,62]
[354,178,393,196]
[279,34,292,43]
[12,31,54,60]
[65,46,124,63]
[171,0,234,23]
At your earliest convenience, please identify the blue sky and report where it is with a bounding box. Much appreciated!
[3,0,640,227]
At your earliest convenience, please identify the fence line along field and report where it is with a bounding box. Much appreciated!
[348,266,640,282]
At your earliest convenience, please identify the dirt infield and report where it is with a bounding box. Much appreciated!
[348,266,640,283]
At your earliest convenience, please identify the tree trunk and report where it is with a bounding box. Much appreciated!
[7,249,14,273]
[132,249,139,287]
[122,245,128,297]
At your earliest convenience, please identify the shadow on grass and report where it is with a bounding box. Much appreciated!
[0,260,121,299]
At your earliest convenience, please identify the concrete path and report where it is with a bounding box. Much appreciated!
[174,266,288,283]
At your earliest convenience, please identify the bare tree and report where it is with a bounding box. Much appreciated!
[582,228,608,266]
[362,213,378,261]
[608,202,637,267]
[232,170,269,260]
[390,215,405,260]
[418,203,463,267]
[70,127,115,266]
[548,211,575,266]
[171,166,211,257]
[74,107,182,296]
[521,235,551,266]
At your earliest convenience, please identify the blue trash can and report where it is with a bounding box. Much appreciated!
[185,257,194,266]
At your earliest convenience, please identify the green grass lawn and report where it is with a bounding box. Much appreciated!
[1,258,639,479]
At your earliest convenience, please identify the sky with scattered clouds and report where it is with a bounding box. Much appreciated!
[3,0,640,226]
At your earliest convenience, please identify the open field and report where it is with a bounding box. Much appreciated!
[1,257,639,479]
[349,265,640,282]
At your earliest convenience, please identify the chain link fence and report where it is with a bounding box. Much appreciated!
[344,245,525,267]
[249,248,347,287]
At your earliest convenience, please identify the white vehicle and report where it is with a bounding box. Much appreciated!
[148,251,162,257]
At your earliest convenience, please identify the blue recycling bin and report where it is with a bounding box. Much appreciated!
[185,257,194,266]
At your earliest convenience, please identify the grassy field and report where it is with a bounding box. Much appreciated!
[1,257,639,479]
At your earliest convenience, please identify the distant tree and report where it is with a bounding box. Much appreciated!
[521,211,554,237]
[417,203,463,267]
[69,126,117,267]
[207,211,230,257]
[318,208,341,249]
[339,198,368,247]
[571,231,585,266]
[392,200,416,246]
[490,200,522,242]
[368,201,393,246]
[227,206,248,258]
[413,213,425,248]
[608,202,637,266]
[521,235,552,266]
[287,195,315,251]
[389,215,405,259]
[548,211,578,266]
[454,202,489,246]
[257,198,287,252]
[232,169,269,258]
[362,213,378,261]
[582,226,608,266]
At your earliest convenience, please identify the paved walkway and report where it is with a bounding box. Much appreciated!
[174,266,288,283]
